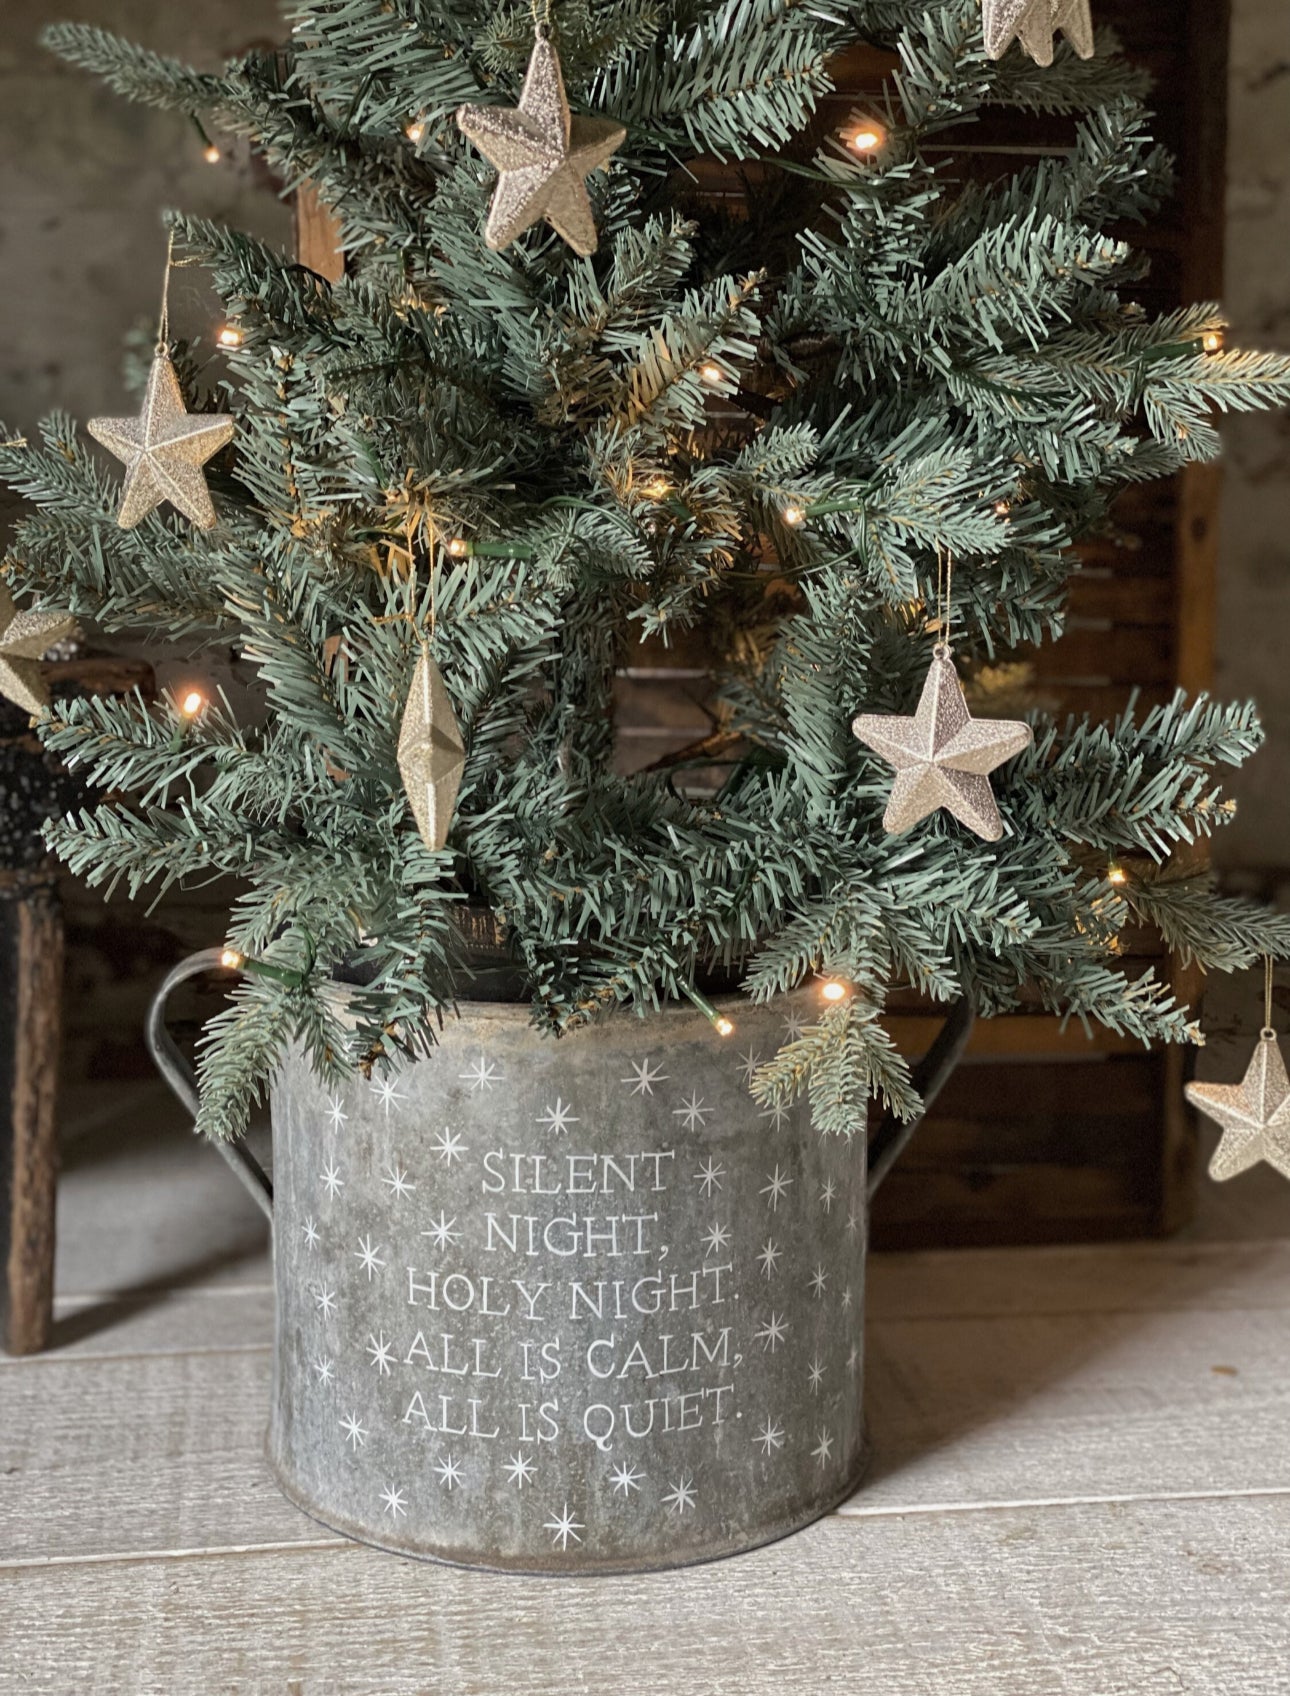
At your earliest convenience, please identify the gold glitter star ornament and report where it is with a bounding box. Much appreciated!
[398,649,465,852]
[982,0,1094,66]
[87,349,235,530]
[455,31,625,255]
[851,648,1033,840]
[0,585,77,716]
[1186,1031,1290,1184]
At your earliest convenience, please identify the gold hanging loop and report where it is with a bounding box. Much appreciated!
[1262,954,1276,1041]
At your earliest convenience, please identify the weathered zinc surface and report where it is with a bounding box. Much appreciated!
[268,999,869,1572]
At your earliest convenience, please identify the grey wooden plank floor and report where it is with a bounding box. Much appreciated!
[3,1075,1290,1696]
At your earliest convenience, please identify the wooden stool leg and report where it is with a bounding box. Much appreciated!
[1,881,63,1355]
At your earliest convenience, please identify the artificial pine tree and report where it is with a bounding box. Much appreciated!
[4,0,1290,1146]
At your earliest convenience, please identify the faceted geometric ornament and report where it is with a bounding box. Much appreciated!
[851,649,1033,840]
[981,0,1095,66]
[397,650,465,852]
[455,33,625,256]
[1186,1032,1290,1184]
[87,349,235,530]
[0,585,76,717]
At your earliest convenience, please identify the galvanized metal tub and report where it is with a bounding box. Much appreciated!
[148,957,968,1574]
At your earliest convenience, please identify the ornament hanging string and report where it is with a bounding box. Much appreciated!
[1263,953,1275,1040]
[934,548,955,654]
[157,229,175,356]
[530,0,553,36]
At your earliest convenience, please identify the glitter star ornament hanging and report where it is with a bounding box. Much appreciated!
[1186,1031,1290,1184]
[455,30,625,255]
[851,648,1033,839]
[398,649,465,852]
[0,586,76,716]
[982,0,1094,65]
[87,349,235,530]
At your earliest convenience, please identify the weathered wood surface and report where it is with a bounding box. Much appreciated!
[0,1071,1288,1691]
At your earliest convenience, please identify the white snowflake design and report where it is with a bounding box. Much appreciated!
[301,1216,320,1249]
[535,1098,579,1136]
[754,1418,785,1455]
[760,1101,791,1132]
[380,1484,408,1520]
[846,1206,860,1238]
[544,1503,584,1550]
[662,1475,697,1515]
[782,1010,806,1043]
[760,1164,793,1211]
[421,1211,462,1252]
[319,1160,344,1199]
[312,1356,335,1386]
[314,1286,338,1319]
[610,1462,644,1498]
[807,1356,825,1395]
[382,1163,416,1201]
[736,1047,762,1086]
[434,1453,463,1490]
[431,1126,467,1166]
[755,1311,789,1352]
[673,1093,710,1132]
[367,1331,396,1375]
[695,1157,725,1197]
[812,1429,835,1469]
[355,1234,387,1280]
[819,1178,838,1213]
[809,1264,828,1298]
[370,1075,406,1117]
[504,1451,536,1489]
[621,1057,668,1096]
[326,1096,348,1133]
[757,1238,781,1279]
[459,1055,502,1092]
[701,1221,731,1258]
[340,1413,369,1451]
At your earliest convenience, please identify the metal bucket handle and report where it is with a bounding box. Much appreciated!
[145,948,274,1222]
[146,949,974,1219]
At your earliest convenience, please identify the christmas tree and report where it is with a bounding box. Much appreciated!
[4,0,1290,1144]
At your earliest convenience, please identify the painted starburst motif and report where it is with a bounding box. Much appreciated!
[314,1286,338,1319]
[695,1157,725,1196]
[367,1331,396,1375]
[431,1125,467,1166]
[320,1160,344,1199]
[755,1311,789,1352]
[754,1417,785,1455]
[662,1475,697,1515]
[380,1483,408,1520]
[312,1356,335,1386]
[841,1284,853,1311]
[382,1163,416,1200]
[736,1047,762,1086]
[673,1092,710,1132]
[544,1502,584,1550]
[809,1263,828,1298]
[846,1206,859,1237]
[326,1096,348,1133]
[301,1216,320,1249]
[757,1238,781,1279]
[760,1164,793,1211]
[459,1055,502,1092]
[819,1178,838,1213]
[340,1412,369,1451]
[701,1220,731,1258]
[847,1344,860,1374]
[610,1461,644,1497]
[760,1101,792,1133]
[536,1097,579,1136]
[621,1057,668,1096]
[355,1234,387,1280]
[421,1211,461,1251]
[782,1010,806,1043]
[370,1075,406,1117]
[504,1451,536,1489]
[812,1428,835,1468]
[434,1453,463,1490]
[807,1356,825,1395]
